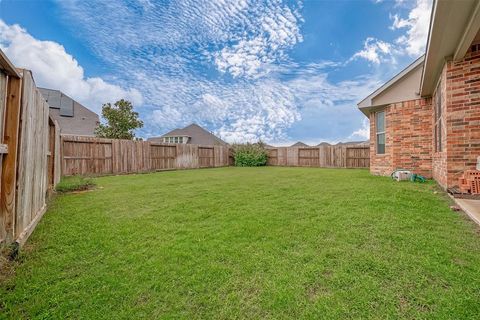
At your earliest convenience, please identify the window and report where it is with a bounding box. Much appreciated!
[376,111,386,154]
[434,81,443,152]
[163,136,186,144]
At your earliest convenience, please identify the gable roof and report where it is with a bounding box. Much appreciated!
[149,123,227,146]
[421,0,480,96]
[290,142,309,147]
[317,142,331,146]
[335,141,369,146]
[358,0,480,111]
[357,55,425,116]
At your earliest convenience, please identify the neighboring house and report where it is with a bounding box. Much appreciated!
[39,88,99,136]
[290,142,309,147]
[315,141,368,147]
[358,0,480,189]
[148,123,227,146]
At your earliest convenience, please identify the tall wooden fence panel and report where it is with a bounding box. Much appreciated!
[62,136,114,175]
[198,147,214,168]
[0,65,23,246]
[266,146,369,168]
[214,145,230,167]
[0,69,61,246]
[112,139,150,174]
[0,66,9,243]
[14,70,53,244]
[175,144,199,169]
[61,136,230,176]
[0,52,64,247]
[346,147,370,168]
[298,148,320,167]
[267,149,278,166]
[150,144,176,170]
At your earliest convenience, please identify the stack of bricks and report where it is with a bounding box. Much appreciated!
[458,170,480,194]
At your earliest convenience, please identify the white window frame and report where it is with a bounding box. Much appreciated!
[434,80,443,152]
[376,111,386,155]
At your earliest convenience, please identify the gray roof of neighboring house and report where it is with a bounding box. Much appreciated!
[40,88,75,116]
[39,88,99,136]
[148,123,227,146]
[317,142,332,146]
[290,142,309,147]
[335,141,369,146]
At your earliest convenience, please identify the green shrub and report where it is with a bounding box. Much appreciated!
[232,142,268,167]
[55,176,96,193]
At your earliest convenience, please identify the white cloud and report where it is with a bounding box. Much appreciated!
[349,118,370,140]
[53,0,378,143]
[0,20,142,113]
[351,37,394,64]
[214,3,303,78]
[140,72,300,143]
[391,0,432,56]
[353,0,432,63]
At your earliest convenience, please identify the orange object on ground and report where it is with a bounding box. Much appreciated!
[458,170,480,194]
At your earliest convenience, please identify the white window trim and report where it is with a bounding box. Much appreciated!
[163,136,188,144]
[376,111,386,155]
[434,80,443,153]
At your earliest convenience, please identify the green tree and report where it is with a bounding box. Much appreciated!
[95,99,143,140]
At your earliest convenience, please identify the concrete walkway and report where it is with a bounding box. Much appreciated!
[455,198,480,226]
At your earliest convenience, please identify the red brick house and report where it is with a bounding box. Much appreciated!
[358,0,480,190]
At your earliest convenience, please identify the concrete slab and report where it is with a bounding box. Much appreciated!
[455,198,480,226]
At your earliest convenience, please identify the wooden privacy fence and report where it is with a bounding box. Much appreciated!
[267,145,369,168]
[61,135,230,176]
[0,54,61,247]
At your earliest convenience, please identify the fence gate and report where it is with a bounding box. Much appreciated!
[267,149,278,165]
[198,147,214,168]
[150,144,176,170]
[62,137,114,175]
[298,148,320,167]
[346,147,370,168]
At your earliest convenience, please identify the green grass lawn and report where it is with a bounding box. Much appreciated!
[1,167,480,319]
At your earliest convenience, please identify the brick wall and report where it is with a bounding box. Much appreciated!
[369,98,433,178]
[442,46,480,188]
[369,46,480,189]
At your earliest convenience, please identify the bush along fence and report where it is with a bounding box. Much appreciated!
[61,135,230,176]
[266,145,369,168]
[0,53,61,248]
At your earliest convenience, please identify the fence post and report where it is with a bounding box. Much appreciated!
[0,76,22,243]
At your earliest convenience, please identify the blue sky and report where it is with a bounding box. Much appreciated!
[0,0,431,145]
